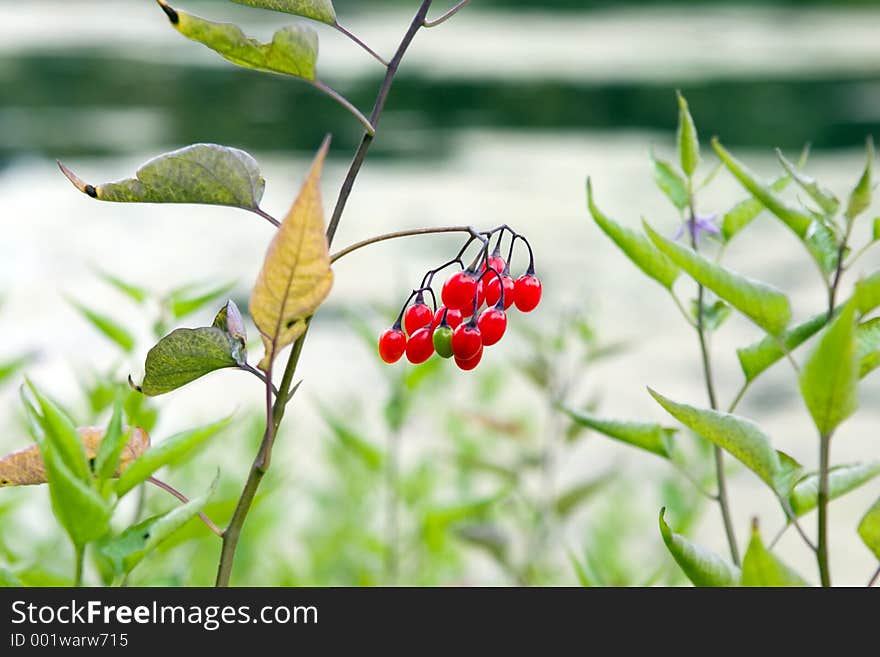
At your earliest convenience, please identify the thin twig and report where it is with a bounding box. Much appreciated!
[331,225,473,263]
[239,363,279,397]
[424,0,470,27]
[334,22,389,67]
[147,476,223,538]
[868,563,880,587]
[312,80,376,136]
[252,207,280,228]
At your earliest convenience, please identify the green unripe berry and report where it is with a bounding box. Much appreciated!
[433,326,454,359]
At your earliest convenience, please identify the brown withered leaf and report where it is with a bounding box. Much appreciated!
[0,427,150,487]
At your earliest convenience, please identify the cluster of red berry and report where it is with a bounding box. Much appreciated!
[378,227,541,371]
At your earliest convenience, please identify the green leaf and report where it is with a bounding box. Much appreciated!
[789,461,880,517]
[26,382,90,482]
[676,91,700,178]
[737,313,827,382]
[568,551,595,587]
[873,217,880,242]
[857,318,880,378]
[659,508,740,587]
[858,496,880,560]
[321,409,384,471]
[846,137,874,222]
[643,221,791,335]
[586,179,680,291]
[160,3,318,81]
[68,299,135,353]
[561,407,674,458]
[60,144,266,211]
[93,397,127,482]
[554,473,613,517]
[137,328,242,397]
[94,269,150,305]
[648,389,796,496]
[804,219,840,275]
[651,152,688,211]
[166,281,237,321]
[777,150,839,217]
[799,302,859,437]
[98,475,217,577]
[691,298,731,332]
[422,493,503,552]
[722,173,794,242]
[115,418,230,497]
[855,271,880,316]
[229,0,336,25]
[741,525,809,586]
[0,355,32,389]
[0,565,23,587]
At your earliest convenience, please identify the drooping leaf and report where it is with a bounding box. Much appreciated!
[454,524,508,562]
[250,138,334,371]
[159,2,318,81]
[855,271,880,316]
[741,525,809,587]
[737,313,827,382]
[554,472,614,517]
[0,426,150,487]
[799,302,859,437]
[649,389,796,496]
[789,461,880,517]
[94,269,150,305]
[857,318,880,378]
[644,221,791,335]
[651,152,688,211]
[60,144,266,210]
[586,179,679,291]
[659,508,740,587]
[98,475,217,577]
[115,418,230,497]
[858,496,880,560]
[561,407,674,458]
[137,327,243,396]
[229,0,336,25]
[166,281,237,321]
[777,150,839,217]
[67,299,135,353]
[676,91,700,178]
[846,137,874,222]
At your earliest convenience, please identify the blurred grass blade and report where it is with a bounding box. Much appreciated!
[320,407,384,471]
[741,524,809,586]
[644,220,791,335]
[676,91,700,178]
[229,0,336,24]
[67,299,135,353]
[0,355,33,389]
[789,461,880,517]
[587,179,680,291]
[26,381,90,481]
[568,551,596,587]
[777,150,839,217]
[659,508,740,587]
[554,472,614,517]
[561,407,674,458]
[737,313,827,383]
[167,281,237,320]
[846,137,874,222]
[651,151,688,211]
[94,269,150,305]
[799,302,859,438]
[859,496,880,560]
[115,418,230,497]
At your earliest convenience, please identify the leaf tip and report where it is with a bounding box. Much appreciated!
[127,375,143,395]
[58,161,97,198]
[155,0,179,24]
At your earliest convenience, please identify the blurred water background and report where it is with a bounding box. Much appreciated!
[1,0,879,585]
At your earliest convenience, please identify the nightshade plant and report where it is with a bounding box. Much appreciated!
[20,0,531,587]
[581,92,880,586]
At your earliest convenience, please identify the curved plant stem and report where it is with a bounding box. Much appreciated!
[147,476,222,537]
[334,22,389,67]
[424,0,470,27]
[331,225,473,263]
[252,207,281,228]
[312,80,376,136]
[74,545,85,587]
[215,0,436,588]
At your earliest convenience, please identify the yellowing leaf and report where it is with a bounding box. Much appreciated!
[0,427,150,487]
[250,138,334,370]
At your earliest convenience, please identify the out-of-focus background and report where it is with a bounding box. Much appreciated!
[1,0,879,586]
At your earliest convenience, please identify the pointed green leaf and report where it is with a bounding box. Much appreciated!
[160,3,318,80]
[651,152,688,211]
[857,317,880,378]
[741,525,809,586]
[804,219,840,275]
[649,389,796,496]
[799,302,859,437]
[98,475,217,576]
[722,173,794,242]
[93,397,127,482]
[137,328,242,397]
[26,382,90,482]
[587,179,679,291]
[554,473,614,517]
[737,313,827,382]
[68,300,135,353]
[789,461,880,517]
[229,0,336,25]
[320,408,384,471]
[0,355,32,389]
[561,407,674,458]
[115,418,230,497]
[676,92,700,178]
[94,269,150,305]
[60,144,266,210]
[777,150,839,217]
[659,508,740,587]
[855,272,880,316]
[644,221,791,335]
[166,281,237,321]
[846,137,874,222]
[858,496,880,560]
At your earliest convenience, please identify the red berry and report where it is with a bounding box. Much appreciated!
[477,308,507,346]
[441,271,478,311]
[405,326,435,364]
[486,275,515,309]
[455,345,484,371]
[432,306,463,330]
[404,302,433,336]
[451,324,482,361]
[514,274,542,312]
[378,329,407,364]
